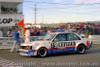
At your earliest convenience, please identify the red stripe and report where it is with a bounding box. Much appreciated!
[48,48,59,50]
[48,46,77,50]
[63,46,76,49]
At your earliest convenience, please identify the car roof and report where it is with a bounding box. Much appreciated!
[51,32,76,34]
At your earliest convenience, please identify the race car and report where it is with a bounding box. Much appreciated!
[19,32,92,57]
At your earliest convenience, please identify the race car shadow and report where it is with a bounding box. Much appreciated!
[46,52,78,58]
[85,49,100,54]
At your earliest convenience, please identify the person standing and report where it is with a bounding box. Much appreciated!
[0,29,3,37]
[11,28,20,52]
[25,26,30,43]
[7,29,14,37]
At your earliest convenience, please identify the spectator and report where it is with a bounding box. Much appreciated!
[7,29,14,37]
[36,31,40,36]
[25,26,30,43]
[11,28,20,52]
[58,28,64,32]
[39,28,43,35]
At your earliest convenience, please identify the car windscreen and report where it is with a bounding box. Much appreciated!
[44,33,55,40]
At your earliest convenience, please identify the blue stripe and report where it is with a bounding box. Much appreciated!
[48,48,75,54]
[20,50,38,56]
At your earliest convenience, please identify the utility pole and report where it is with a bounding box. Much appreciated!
[42,15,44,24]
[34,4,37,25]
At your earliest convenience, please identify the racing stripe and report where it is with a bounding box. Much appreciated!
[48,46,77,50]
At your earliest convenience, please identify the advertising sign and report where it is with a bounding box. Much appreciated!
[0,15,23,26]
[0,18,20,26]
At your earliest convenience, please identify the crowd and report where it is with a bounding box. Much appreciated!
[30,27,64,36]
[68,23,100,35]
[0,23,100,38]
[29,23,100,36]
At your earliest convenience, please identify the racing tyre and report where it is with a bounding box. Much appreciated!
[38,47,48,57]
[77,44,86,54]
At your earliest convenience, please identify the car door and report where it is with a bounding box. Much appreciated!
[51,33,81,53]
[65,33,81,52]
[51,34,67,53]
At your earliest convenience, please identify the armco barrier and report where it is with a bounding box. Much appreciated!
[0,37,14,45]
[0,36,44,49]
[0,37,14,49]
[89,35,100,44]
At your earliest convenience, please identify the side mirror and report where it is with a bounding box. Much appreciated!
[53,38,58,42]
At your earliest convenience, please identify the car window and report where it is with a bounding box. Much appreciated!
[44,34,55,40]
[67,33,80,41]
[54,34,66,41]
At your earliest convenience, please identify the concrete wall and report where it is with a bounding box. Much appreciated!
[89,35,100,44]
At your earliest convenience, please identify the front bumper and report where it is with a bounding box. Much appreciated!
[86,45,92,50]
[19,49,38,56]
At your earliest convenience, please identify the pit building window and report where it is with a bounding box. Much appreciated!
[1,2,22,14]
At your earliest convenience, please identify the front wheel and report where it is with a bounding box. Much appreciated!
[37,47,48,57]
[77,44,86,54]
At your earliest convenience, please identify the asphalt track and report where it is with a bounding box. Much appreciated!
[0,45,100,67]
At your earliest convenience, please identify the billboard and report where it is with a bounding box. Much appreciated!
[0,15,23,26]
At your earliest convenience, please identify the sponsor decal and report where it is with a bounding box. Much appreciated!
[86,41,90,46]
[0,18,13,24]
[51,42,76,48]
[35,43,39,46]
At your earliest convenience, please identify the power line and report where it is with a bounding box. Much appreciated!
[35,2,100,5]
[24,1,100,5]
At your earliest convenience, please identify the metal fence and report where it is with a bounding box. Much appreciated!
[0,36,44,49]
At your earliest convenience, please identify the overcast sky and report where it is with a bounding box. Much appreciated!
[23,0,100,24]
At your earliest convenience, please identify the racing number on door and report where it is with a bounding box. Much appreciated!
[51,42,76,48]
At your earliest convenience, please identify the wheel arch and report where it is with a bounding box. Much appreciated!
[37,47,48,57]
[38,47,48,50]
[35,46,48,51]
[77,43,86,48]
[76,43,86,54]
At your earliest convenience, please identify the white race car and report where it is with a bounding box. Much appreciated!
[19,32,92,57]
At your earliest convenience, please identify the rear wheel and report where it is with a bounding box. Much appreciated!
[37,47,48,57]
[77,44,86,54]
